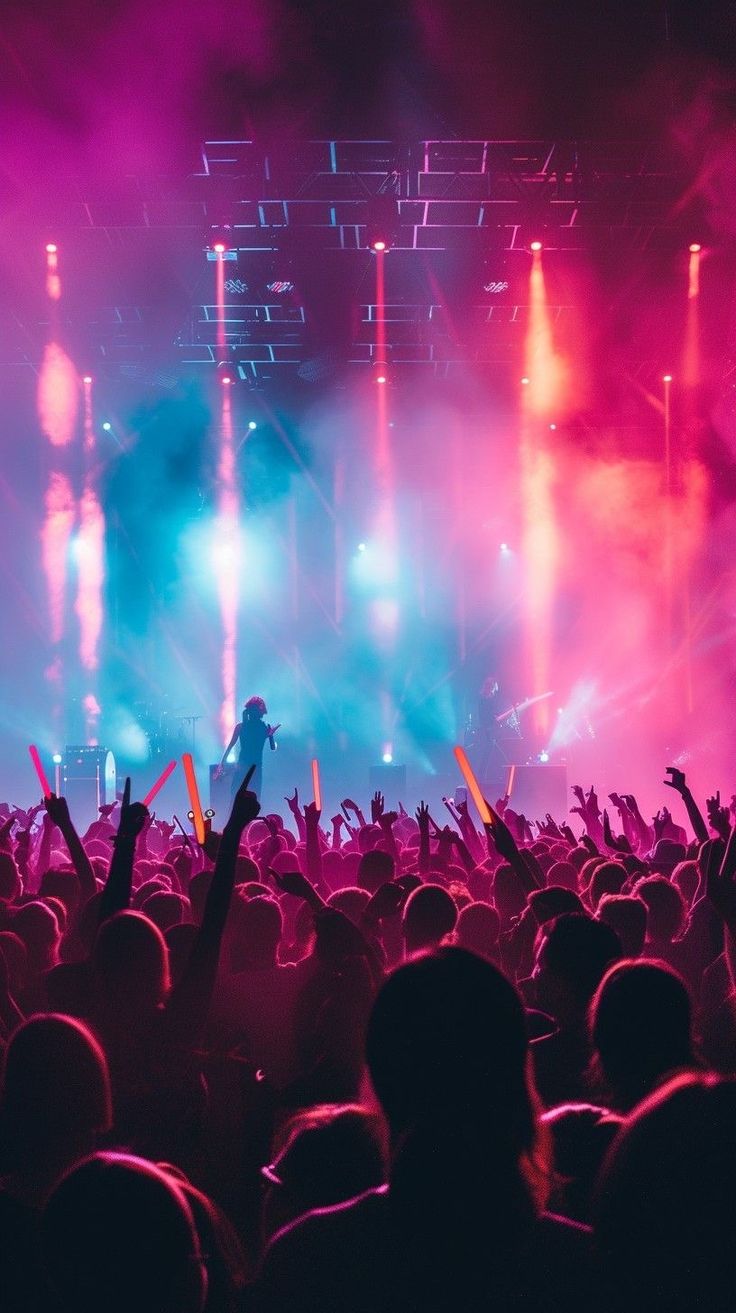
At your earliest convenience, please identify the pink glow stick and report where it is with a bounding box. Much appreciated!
[311,758,322,813]
[453,745,492,825]
[28,744,52,799]
[143,759,177,808]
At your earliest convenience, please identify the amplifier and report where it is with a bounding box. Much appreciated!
[63,747,116,829]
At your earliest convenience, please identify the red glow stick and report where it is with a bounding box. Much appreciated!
[28,744,52,799]
[311,758,322,813]
[143,759,177,808]
[182,753,206,844]
[453,746,492,825]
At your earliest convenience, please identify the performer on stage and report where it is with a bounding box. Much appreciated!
[216,696,279,800]
[476,675,507,795]
[477,675,500,736]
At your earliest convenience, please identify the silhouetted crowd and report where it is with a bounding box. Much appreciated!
[1,766,736,1311]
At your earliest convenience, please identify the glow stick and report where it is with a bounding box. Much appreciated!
[28,745,52,799]
[182,753,206,844]
[143,760,177,808]
[311,758,322,813]
[453,746,492,825]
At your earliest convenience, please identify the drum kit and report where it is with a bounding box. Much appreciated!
[134,702,202,758]
[464,691,553,748]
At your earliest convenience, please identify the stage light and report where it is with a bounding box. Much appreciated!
[102,421,112,431]
[538,750,550,763]
[211,538,237,570]
[549,423,557,430]
[82,375,92,385]
[382,750,393,764]
[52,752,62,764]
[213,242,226,253]
[248,420,257,430]
[521,376,530,386]
[375,372,387,385]
[372,239,387,253]
[45,243,57,254]
[500,542,510,554]
[221,374,233,385]
[663,374,673,383]
[357,542,367,553]
[689,243,701,253]
[530,240,543,252]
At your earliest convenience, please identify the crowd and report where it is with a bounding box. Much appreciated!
[1,760,736,1311]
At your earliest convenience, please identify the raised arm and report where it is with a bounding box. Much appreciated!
[416,801,431,877]
[167,767,260,1044]
[44,793,97,904]
[483,802,541,896]
[216,724,240,775]
[98,778,149,924]
[664,767,709,845]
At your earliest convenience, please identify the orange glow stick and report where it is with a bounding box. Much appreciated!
[311,758,322,813]
[182,753,206,844]
[143,760,177,808]
[453,746,492,825]
[28,744,52,799]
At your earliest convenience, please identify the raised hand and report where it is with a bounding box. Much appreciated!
[44,792,72,830]
[269,867,314,898]
[652,808,669,842]
[365,880,405,921]
[304,800,321,824]
[284,787,300,813]
[483,800,517,862]
[371,790,385,823]
[707,791,731,840]
[603,808,631,853]
[117,777,149,841]
[228,764,261,831]
[415,801,430,828]
[664,766,687,795]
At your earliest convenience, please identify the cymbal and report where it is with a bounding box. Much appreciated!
[496,691,553,722]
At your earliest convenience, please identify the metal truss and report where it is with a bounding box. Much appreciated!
[3,138,700,381]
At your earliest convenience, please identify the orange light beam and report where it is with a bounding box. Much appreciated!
[311,758,322,813]
[182,753,206,844]
[453,746,492,825]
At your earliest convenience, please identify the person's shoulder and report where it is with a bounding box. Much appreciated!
[273,1184,388,1249]
[529,1212,598,1310]
[537,1210,593,1247]
[255,1188,388,1310]
[264,1186,387,1270]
